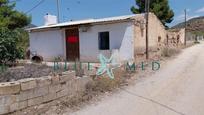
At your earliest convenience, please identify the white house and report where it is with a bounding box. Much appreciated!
[28,13,168,62]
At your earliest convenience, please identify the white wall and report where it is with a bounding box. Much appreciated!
[79,22,134,62]
[29,29,65,61]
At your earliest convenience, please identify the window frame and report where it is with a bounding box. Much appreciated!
[98,31,110,50]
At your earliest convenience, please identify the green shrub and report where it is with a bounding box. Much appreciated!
[0,27,24,65]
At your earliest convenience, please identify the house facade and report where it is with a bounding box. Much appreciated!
[28,13,178,62]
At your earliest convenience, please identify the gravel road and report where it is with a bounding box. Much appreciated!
[70,42,204,115]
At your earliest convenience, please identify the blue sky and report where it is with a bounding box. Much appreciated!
[14,0,204,27]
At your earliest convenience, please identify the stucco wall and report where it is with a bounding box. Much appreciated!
[29,29,65,61]
[79,22,134,62]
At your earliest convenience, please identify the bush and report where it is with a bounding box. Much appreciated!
[0,27,24,64]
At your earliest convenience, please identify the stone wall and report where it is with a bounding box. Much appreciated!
[133,13,167,60]
[167,28,186,47]
[0,71,91,114]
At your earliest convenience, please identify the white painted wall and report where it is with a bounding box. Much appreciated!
[29,29,65,61]
[79,22,134,62]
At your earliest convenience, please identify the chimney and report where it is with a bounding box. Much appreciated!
[44,13,58,26]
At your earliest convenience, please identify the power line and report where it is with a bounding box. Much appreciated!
[25,0,45,14]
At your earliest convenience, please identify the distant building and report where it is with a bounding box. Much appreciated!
[167,28,186,47]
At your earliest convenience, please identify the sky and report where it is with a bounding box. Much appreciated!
[14,0,204,27]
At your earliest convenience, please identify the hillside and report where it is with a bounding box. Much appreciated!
[172,16,204,33]
[24,24,37,29]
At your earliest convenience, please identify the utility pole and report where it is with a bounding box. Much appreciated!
[184,9,187,46]
[145,0,150,59]
[57,0,60,23]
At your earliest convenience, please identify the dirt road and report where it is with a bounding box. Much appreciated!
[70,43,204,115]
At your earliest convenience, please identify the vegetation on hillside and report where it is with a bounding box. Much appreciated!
[172,16,204,33]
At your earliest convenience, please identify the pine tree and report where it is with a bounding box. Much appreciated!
[0,0,31,29]
[131,0,174,26]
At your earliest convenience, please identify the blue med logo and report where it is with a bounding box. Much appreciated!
[96,54,115,79]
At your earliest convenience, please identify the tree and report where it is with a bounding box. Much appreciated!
[15,28,29,54]
[0,0,31,29]
[0,0,31,64]
[0,27,24,64]
[131,0,174,26]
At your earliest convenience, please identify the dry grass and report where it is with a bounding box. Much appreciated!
[161,47,181,57]
[194,41,200,44]
[51,67,131,114]
[86,67,131,92]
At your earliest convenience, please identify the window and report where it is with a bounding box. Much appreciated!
[98,32,110,50]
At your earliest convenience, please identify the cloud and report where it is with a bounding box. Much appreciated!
[175,14,199,21]
[175,9,191,21]
[188,15,199,20]
[175,14,185,21]
[195,7,204,13]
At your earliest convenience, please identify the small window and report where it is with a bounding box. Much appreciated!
[98,32,110,50]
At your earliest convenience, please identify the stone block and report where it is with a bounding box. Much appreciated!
[19,78,37,91]
[36,76,51,87]
[0,82,20,95]
[65,79,76,95]
[18,100,28,110]
[43,93,57,102]
[9,102,18,112]
[0,95,17,106]
[60,81,69,90]
[18,90,34,101]
[49,84,61,93]
[28,96,43,107]
[75,76,91,92]
[51,75,60,84]
[59,75,70,83]
[9,100,28,112]
[0,105,9,115]
[33,86,49,97]
[56,89,69,98]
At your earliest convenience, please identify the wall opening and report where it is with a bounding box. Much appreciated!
[98,31,110,50]
[158,36,161,42]
[177,35,180,44]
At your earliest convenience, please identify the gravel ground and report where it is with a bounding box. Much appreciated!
[0,64,64,82]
